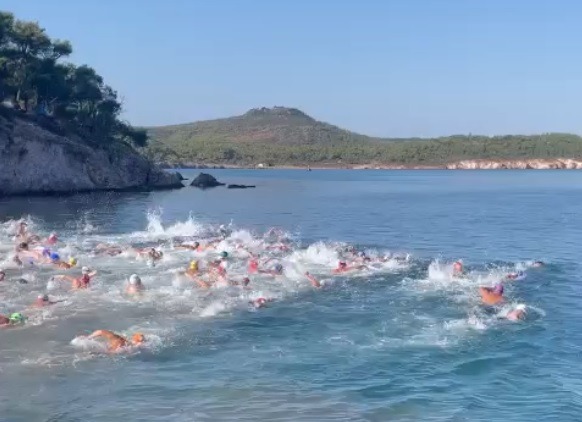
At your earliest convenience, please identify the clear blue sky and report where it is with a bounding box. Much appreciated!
[4,0,582,137]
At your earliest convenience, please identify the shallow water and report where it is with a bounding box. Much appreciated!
[1,169,582,421]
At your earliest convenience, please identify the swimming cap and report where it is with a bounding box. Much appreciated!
[275,264,283,273]
[81,266,90,274]
[242,277,250,286]
[38,294,49,301]
[220,251,228,258]
[189,260,199,270]
[132,333,145,343]
[516,304,526,311]
[339,261,347,267]
[493,284,504,295]
[50,252,60,261]
[129,274,141,285]
[193,242,200,248]
[9,313,24,323]
[68,257,77,266]
[0,269,5,275]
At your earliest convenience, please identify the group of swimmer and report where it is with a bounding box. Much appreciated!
[1,220,544,353]
[451,260,545,321]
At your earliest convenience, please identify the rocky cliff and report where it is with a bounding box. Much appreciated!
[0,113,183,195]
[445,159,582,170]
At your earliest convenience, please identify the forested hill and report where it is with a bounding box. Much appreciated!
[146,107,582,167]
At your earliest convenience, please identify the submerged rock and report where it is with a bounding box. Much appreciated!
[0,113,184,196]
[227,184,256,189]
[190,173,225,188]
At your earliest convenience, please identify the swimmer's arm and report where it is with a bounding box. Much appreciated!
[87,271,97,277]
[54,275,76,283]
[305,272,321,288]
[195,278,211,289]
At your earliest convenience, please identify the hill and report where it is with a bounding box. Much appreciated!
[146,107,582,168]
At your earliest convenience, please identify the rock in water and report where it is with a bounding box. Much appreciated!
[227,184,256,189]
[190,173,225,188]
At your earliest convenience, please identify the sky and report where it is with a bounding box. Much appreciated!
[4,0,582,137]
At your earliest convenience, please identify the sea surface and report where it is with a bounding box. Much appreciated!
[0,169,581,422]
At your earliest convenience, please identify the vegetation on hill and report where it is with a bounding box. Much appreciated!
[0,11,146,147]
[147,107,582,166]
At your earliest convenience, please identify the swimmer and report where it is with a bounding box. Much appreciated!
[55,257,78,270]
[453,261,464,276]
[479,283,504,306]
[86,330,145,353]
[505,305,526,321]
[250,297,269,309]
[259,263,284,276]
[126,274,145,295]
[32,294,59,307]
[506,270,525,280]
[332,261,364,274]
[136,247,163,263]
[218,224,230,238]
[228,277,251,288]
[532,261,545,268]
[0,269,5,282]
[248,256,259,274]
[305,272,321,288]
[0,312,25,327]
[94,243,125,256]
[175,241,201,251]
[184,260,200,279]
[46,233,58,246]
[54,266,97,289]
[15,221,28,240]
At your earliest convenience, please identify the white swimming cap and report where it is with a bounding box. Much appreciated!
[129,274,141,285]
[81,266,90,274]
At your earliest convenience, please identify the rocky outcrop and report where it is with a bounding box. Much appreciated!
[0,113,183,196]
[190,173,225,188]
[446,159,582,170]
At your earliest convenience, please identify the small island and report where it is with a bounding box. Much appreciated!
[0,11,182,195]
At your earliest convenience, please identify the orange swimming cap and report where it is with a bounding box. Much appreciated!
[132,333,145,343]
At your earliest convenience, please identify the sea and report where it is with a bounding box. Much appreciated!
[0,169,581,422]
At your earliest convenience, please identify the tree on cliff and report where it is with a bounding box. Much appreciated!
[0,10,146,148]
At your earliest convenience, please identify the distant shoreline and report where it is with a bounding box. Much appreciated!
[163,158,582,171]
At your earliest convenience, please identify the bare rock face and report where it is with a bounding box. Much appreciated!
[0,114,183,195]
[446,159,582,170]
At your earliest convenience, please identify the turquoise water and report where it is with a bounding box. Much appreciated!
[1,170,582,421]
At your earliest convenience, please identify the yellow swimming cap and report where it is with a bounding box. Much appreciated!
[189,260,199,270]
[68,257,78,266]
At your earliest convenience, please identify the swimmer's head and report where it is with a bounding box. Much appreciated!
[0,270,5,281]
[81,266,90,275]
[339,261,347,269]
[220,251,228,259]
[453,261,463,272]
[9,312,24,324]
[358,251,366,258]
[242,277,251,286]
[132,333,145,344]
[274,263,283,274]
[129,274,142,285]
[493,284,504,295]
[68,257,78,266]
[515,304,526,311]
[193,242,200,249]
[47,233,58,244]
[189,260,199,271]
[49,252,60,262]
[18,242,28,250]
[37,294,49,302]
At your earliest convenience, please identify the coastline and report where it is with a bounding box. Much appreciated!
[163,158,582,171]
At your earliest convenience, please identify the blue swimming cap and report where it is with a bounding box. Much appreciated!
[275,264,283,272]
[50,252,60,261]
